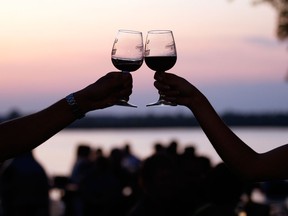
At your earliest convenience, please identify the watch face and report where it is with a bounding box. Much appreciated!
[66,94,85,119]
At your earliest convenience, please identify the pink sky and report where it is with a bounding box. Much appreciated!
[1,0,287,116]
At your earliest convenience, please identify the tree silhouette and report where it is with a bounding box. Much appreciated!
[253,0,288,41]
[230,0,288,81]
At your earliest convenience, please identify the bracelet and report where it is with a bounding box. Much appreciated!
[65,93,85,119]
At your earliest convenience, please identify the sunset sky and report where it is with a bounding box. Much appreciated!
[1,0,287,116]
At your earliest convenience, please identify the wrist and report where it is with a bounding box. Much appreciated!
[65,93,86,119]
[185,90,206,111]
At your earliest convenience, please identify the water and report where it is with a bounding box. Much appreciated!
[33,127,288,177]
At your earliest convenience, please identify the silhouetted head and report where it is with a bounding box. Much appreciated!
[139,154,177,204]
[207,163,244,205]
[76,144,91,158]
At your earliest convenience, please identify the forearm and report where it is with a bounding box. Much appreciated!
[186,92,260,180]
[0,98,77,161]
[154,72,288,180]
[0,72,132,162]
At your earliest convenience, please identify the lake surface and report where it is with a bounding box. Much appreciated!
[33,127,288,177]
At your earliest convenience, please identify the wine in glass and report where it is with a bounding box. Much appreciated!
[111,29,144,108]
[145,30,177,107]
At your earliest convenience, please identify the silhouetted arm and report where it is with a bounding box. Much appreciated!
[154,72,288,181]
[0,72,132,161]
[0,100,77,161]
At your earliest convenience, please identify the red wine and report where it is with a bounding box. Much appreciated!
[112,58,143,72]
[145,56,177,72]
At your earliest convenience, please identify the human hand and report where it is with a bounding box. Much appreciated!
[154,72,199,107]
[75,72,133,112]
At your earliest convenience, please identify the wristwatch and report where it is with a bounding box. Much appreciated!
[65,93,85,119]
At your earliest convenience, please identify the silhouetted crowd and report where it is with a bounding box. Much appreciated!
[1,140,288,216]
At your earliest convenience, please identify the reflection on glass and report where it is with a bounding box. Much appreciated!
[144,30,177,107]
[111,29,144,108]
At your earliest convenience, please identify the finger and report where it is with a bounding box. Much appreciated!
[161,89,180,97]
[154,72,164,81]
[161,95,178,105]
[115,92,131,100]
[106,72,132,87]
[164,96,176,101]
[123,79,133,89]
[121,72,132,83]
[156,72,181,87]
[154,81,170,91]
[117,86,131,96]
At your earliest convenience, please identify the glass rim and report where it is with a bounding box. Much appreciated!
[118,29,142,34]
[147,30,173,34]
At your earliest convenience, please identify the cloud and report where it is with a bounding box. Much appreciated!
[243,36,283,48]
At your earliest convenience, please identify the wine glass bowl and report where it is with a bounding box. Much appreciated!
[111,29,144,107]
[144,30,177,106]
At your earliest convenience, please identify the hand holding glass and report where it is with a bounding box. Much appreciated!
[111,30,143,108]
[144,30,177,107]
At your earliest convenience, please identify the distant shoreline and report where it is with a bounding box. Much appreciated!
[59,112,288,128]
[1,112,288,128]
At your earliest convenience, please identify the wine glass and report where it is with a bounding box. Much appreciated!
[144,30,177,107]
[111,29,144,108]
